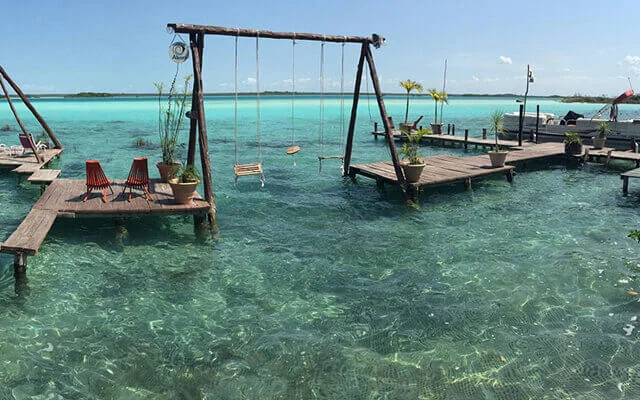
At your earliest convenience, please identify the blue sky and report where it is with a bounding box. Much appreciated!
[2,0,640,96]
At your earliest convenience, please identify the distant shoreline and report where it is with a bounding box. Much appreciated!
[0,92,636,104]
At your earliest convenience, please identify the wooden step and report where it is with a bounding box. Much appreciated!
[0,209,58,255]
[28,169,61,185]
[234,163,263,177]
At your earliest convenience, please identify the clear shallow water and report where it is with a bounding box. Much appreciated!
[1,95,640,398]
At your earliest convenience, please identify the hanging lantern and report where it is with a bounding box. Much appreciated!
[169,42,189,63]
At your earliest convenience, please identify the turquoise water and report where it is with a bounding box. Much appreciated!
[2,94,640,398]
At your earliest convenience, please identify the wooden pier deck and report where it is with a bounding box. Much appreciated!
[0,148,63,174]
[0,179,210,258]
[349,142,567,192]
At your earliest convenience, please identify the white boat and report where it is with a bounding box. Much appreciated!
[501,89,640,147]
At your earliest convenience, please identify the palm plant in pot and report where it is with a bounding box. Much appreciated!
[398,130,428,183]
[169,164,201,204]
[399,79,423,132]
[488,110,508,167]
[154,73,192,182]
[564,131,583,155]
[592,121,610,149]
[427,88,448,134]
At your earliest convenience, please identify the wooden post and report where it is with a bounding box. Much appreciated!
[187,33,199,167]
[518,104,524,146]
[0,66,62,149]
[623,175,630,195]
[606,149,612,167]
[464,129,469,149]
[535,104,540,143]
[14,253,27,274]
[452,124,455,136]
[343,43,366,175]
[482,128,487,139]
[447,124,450,135]
[363,44,406,187]
[190,33,217,229]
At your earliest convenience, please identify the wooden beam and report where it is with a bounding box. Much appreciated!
[168,24,376,44]
[342,42,366,175]
[190,33,217,228]
[187,32,198,167]
[0,77,42,163]
[0,66,62,149]
[363,45,406,187]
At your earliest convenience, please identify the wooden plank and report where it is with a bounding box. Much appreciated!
[28,169,61,184]
[0,209,57,255]
[234,163,263,176]
[622,168,640,179]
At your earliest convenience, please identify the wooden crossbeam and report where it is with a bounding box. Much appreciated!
[234,163,263,176]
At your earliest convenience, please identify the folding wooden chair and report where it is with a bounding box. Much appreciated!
[84,160,113,202]
[122,157,153,202]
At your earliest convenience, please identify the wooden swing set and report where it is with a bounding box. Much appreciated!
[167,23,408,226]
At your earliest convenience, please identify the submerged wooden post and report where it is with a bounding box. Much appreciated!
[190,33,217,230]
[482,128,487,139]
[0,66,62,149]
[14,253,27,274]
[447,124,451,135]
[343,43,367,175]
[452,124,455,136]
[464,129,469,149]
[363,44,406,188]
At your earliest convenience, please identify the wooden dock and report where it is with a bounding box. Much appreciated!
[0,148,62,174]
[0,179,210,268]
[349,142,567,194]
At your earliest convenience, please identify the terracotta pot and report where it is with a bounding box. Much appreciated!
[430,123,442,135]
[401,162,425,183]
[564,142,582,155]
[592,136,606,149]
[488,151,508,167]
[169,178,199,204]
[156,161,180,182]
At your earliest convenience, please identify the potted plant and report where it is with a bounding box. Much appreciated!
[488,110,508,167]
[169,164,201,204]
[399,79,423,132]
[564,131,583,155]
[427,88,448,134]
[154,73,192,182]
[398,129,428,182]
[592,121,611,149]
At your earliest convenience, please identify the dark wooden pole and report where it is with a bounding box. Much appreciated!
[342,43,367,175]
[535,104,540,143]
[187,32,199,167]
[363,44,406,187]
[447,124,450,135]
[190,33,217,229]
[518,104,524,146]
[452,124,455,136]
[0,77,42,162]
[482,128,487,139]
[0,66,61,149]
[464,129,469,149]
[169,24,376,45]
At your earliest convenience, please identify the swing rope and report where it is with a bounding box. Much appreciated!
[255,32,262,165]
[286,36,301,161]
[339,41,345,153]
[318,40,325,163]
[234,33,239,166]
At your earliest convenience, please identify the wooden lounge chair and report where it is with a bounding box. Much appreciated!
[84,160,113,202]
[18,133,44,161]
[122,157,153,202]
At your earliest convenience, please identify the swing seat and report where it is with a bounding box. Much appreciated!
[234,163,265,187]
[286,146,300,155]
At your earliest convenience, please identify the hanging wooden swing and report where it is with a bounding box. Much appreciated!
[233,34,265,186]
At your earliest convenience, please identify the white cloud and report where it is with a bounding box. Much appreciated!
[631,66,640,76]
[499,56,512,65]
[562,67,571,72]
[624,55,640,65]
[472,75,479,82]
[484,77,500,82]
[243,77,256,85]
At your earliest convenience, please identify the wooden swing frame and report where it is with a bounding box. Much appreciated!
[167,23,408,221]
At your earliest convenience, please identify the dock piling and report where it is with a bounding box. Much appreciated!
[447,124,451,135]
[452,124,455,136]
[464,129,469,149]
[482,128,487,140]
